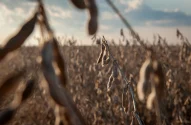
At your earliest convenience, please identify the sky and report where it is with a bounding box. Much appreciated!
[0,0,191,45]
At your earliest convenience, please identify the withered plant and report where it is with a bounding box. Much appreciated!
[0,0,99,124]
[0,0,191,125]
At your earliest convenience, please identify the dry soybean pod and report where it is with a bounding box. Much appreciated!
[137,58,152,101]
[97,43,105,64]
[53,38,68,87]
[0,70,25,98]
[112,60,118,78]
[70,0,86,9]
[0,108,15,125]
[86,0,98,35]
[22,79,35,101]
[41,41,86,125]
[0,12,38,61]
[11,79,34,108]
[38,1,54,36]
[101,50,108,67]
[152,61,165,102]
[0,84,24,125]
[0,79,35,125]
[107,74,114,91]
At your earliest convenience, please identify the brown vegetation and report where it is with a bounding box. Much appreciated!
[0,0,191,124]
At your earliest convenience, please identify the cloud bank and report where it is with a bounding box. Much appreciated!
[116,0,191,27]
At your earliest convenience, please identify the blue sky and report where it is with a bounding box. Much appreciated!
[0,0,191,45]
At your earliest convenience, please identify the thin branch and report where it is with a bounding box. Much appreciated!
[102,36,144,125]
[105,0,146,48]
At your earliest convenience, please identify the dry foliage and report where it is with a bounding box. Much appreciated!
[0,0,191,125]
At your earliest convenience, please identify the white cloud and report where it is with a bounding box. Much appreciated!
[100,24,112,31]
[0,2,14,26]
[0,2,36,28]
[101,11,117,20]
[119,0,143,12]
[134,26,191,45]
[22,1,37,7]
[128,0,143,9]
[145,20,174,26]
[47,5,72,19]
[163,8,180,13]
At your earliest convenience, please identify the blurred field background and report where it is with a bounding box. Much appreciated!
[0,38,191,124]
[0,0,191,125]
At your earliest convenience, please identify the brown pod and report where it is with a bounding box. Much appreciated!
[0,108,15,125]
[22,79,35,101]
[86,0,98,35]
[101,53,107,67]
[88,18,98,35]
[86,0,98,18]
[70,0,86,9]
[146,88,156,110]
[97,43,105,64]
[103,57,110,65]
[101,47,108,66]
[112,61,118,78]
[0,12,38,60]
[107,75,114,91]
[41,41,86,124]
[152,61,165,102]
[137,59,152,101]
[41,41,54,66]
[120,29,124,37]
[0,70,25,98]
[53,38,68,87]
